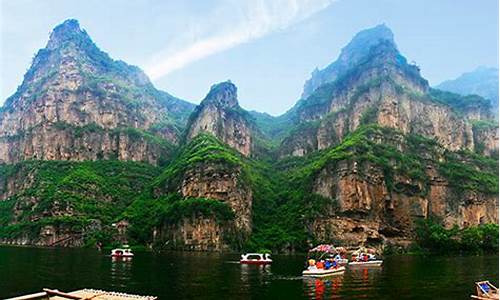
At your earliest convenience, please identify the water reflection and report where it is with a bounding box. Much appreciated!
[240,263,272,284]
[303,274,344,300]
[0,248,497,300]
[110,256,132,288]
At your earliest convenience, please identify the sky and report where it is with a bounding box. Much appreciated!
[1,0,498,115]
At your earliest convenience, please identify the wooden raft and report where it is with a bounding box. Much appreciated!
[471,281,499,300]
[6,288,157,300]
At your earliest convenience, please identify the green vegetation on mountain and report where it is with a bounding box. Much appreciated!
[415,218,499,254]
[436,67,499,117]
[0,20,497,254]
[0,160,160,244]
[429,88,491,114]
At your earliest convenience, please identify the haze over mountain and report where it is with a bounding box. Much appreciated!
[436,67,499,116]
[0,20,497,253]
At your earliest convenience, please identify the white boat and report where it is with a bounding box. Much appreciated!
[336,258,349,266]
[110,247,134,258]
[348,260,383,267]
[240,253,272,265]
[303,266,345,277]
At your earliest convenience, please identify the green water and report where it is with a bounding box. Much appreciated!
[0,246,497,299]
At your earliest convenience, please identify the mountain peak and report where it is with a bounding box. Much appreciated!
[47,19,92,49]
[203,80,239,108]
[333,23,397,67]
[348,24,394,46]
[302,24,409,99]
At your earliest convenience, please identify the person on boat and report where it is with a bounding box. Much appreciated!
[316,260,325,269]
[324,259,332,270]
[307,258,317,270]
[334,254,341,261]
[308,258,316,266]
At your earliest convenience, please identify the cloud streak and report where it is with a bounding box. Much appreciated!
[144,0,336,80]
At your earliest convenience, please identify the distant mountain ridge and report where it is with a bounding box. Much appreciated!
[436,67,499,117]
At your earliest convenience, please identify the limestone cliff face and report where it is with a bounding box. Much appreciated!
[308,130,498,248]
[0,19,193,165]
[152,135,253,251]
[0,125,171,165]
[186,81,253,156]
[281,25,496,158]
[179,164,252,234]
[164,217,228,251]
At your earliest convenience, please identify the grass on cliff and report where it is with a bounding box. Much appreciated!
[0,160,160,242]
[123,193,235,245]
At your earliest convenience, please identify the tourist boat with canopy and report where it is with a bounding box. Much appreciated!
[240,253,272,264]
[303,244,346,277]
[347,247,382,267]
[471,281,499,299]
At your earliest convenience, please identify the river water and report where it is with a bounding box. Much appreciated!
[0,246,497,299]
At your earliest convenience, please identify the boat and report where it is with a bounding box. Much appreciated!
[110,246,134,258]
[348,248,383,267]
[307,244,348,265]
[348,260,383,267]
[7,288,157,300]
[240,253,272,264]
[471,281,499,299]
[303,266,346,277]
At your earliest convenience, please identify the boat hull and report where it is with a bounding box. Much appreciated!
[302,266,345,277]
[348,260,383,267]
[336,258,348,266]
[240,260,272,265]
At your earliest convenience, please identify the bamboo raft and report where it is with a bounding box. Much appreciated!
[471,281,499,300]
[6,288,157,300]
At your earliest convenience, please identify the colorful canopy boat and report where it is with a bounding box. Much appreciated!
[303,244,346,277]
[471,281,499,299]
[240,253,272,265]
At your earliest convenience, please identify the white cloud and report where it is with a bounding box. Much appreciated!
[144,0,336,80]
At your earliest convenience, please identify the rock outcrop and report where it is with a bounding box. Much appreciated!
[281,24,496,158]
[186,81,253,156]
[151,134,253,250]
[0,19,194,165]
[307,127,498,248]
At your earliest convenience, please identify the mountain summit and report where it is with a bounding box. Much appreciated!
[46,19,92,50]
[302,24,407,98]
[0,19,194,164]
[282,23,495,157]
[186,81,253,156]
[202,81,239,108]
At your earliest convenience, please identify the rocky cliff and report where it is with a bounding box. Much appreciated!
[0,21,497,252]
[141,134,253,250]
[304,126,498,248]
[0,19,194,165]
[186,81,253,156]
[281,25,497,158]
